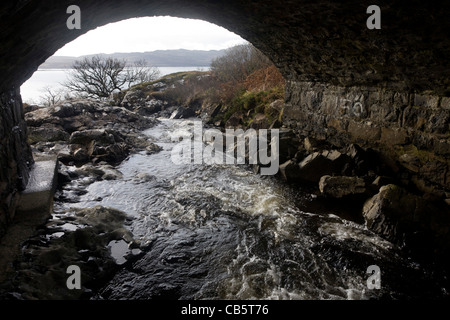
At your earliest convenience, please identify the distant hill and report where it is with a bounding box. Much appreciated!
[40,49,227,69]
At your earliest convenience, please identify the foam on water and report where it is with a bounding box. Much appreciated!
[56,118,448,300]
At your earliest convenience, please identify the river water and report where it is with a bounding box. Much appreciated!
[55,118,448,300]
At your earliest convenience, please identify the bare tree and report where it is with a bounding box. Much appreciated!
[39,86,70,107]
[210,43,272,83]
[126,59,161,86]
[64,56,160,98]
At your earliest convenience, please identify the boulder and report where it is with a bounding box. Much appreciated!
[279,160,301,182]
[345,144,384,176]
[319,175,366,198]
[51,104,82,118]
[69,129,115,145]
[72,147,90,163]
[121,89,146,109]
[304,137,328,153]
[25,107,61,127]
[362,184,450,249]
[363,184,420,246]
[145,143,163,155]
[134,99,164,116]
[170,106,196,119]
[28,126,69,144]
[297,150,351,183]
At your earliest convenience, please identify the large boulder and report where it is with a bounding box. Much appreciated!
[319,175,366,198]
[362,184,450,252]
[25,107,61,127]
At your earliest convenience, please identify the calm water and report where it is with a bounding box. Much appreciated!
[20,67,208,104]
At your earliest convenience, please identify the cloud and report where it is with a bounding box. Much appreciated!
[55,16,246,56]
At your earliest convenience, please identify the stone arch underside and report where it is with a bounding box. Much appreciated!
[1,0,450,236]
[0,0,449,91]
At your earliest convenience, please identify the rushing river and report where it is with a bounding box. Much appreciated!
[55,118,448,300]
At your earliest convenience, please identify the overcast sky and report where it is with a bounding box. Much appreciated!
[55,16,246,57]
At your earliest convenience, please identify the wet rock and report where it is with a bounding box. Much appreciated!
[73,163,123,181]
[101,166,123,181]
[2,206,136,299]
[363,184,417,245]
[72,147,90,163]
[419,160,448,188]
[52,103,83,118]
[319,175,366,198]
[201,103,221,123]
[362,184,450,251]
[134,173,157,183]
[279,160,301,183]
[297,150,351,183]
[170,106,196,119]
[146,143,163,155]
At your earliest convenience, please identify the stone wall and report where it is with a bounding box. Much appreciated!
[283,81,450,195]
[0,89,34,237]
[0,0,449,93]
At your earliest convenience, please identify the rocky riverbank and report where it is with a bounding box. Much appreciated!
[277,139,450,263]
[1,70,449,299]
[24,99,162,165]
[0,97,164,298]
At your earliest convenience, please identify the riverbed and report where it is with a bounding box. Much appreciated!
[47,118,449,300]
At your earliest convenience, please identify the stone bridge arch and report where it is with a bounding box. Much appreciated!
[1,0,449,236]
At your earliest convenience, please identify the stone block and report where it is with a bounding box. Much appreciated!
[319,175,366,198]
[381,127,409,146]
[16,157,58,224]
[348,120,381,142]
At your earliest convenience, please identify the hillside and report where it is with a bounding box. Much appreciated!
[40,49,227,69]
